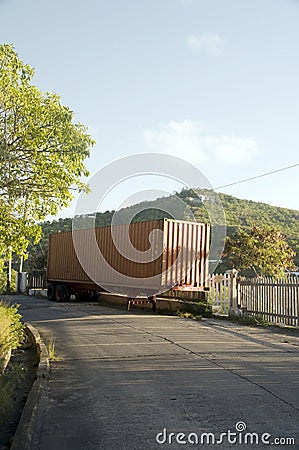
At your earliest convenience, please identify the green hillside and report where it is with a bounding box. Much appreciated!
[24,189,299,271]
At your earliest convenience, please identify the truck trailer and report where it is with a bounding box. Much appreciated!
[47,218,210,305]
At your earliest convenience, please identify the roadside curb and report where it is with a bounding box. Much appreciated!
[11,324,50,450]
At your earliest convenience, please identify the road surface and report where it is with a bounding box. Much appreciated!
[10,295,299,449]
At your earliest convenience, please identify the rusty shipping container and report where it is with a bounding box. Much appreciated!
[47,218,210,301]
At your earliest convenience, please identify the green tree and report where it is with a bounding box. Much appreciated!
[225,226,296,277]
[0,44,94,274]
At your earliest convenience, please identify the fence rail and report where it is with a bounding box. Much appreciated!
[238,277,299,326]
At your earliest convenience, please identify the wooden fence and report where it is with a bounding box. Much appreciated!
[238,277,299,327]
[209,274,299,327]
[27,270,47,289]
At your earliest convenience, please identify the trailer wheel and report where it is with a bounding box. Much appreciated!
[75,290,98,302]
[90,290,99,301]
[55,284,70,302]
[47,283,56,301]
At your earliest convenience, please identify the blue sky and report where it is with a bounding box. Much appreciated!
[1,0,299,216]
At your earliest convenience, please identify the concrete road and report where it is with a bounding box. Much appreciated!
[10,296,299,449]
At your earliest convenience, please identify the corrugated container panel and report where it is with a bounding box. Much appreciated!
[48,231,87,282]
[48,219,210,293]
[95,220,164,281]
[161,220,210,290]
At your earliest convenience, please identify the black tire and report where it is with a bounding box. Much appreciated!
[75,290,98,302]
[55,284,70,302]
[47,283,56,301]
[90,290,99,301]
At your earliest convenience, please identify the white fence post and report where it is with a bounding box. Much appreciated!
[228,269,239,315]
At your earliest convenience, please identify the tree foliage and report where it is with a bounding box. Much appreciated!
[0,44,94,264]
[225,226,296,277]
[179,188,299,268]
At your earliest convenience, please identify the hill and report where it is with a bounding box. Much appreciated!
[23,189,299,271]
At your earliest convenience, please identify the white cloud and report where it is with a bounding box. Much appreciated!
[187,32,226,55]
[203,135,258,163]
[143,120,258,166]
[144,120,208,164]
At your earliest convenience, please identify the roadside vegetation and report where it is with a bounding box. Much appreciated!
[0,302,24,372]
[225,226,296,277]
[228,314,270,327]
[177,300,212,319]
[48,336,59,361]
[0,269,17,295]
[0,44,94,288]
[0,302,25,426]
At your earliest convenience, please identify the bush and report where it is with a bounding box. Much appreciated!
[0,268,17,294]
[179,301,213,318]
[0,302,24,373]
[229,313,270,327]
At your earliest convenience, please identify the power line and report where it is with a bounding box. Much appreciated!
[215,163,299,190]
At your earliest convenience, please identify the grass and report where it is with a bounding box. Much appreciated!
[228,313,270,327]
[48,336,59,361]
[0,363,25,427]
[158,301,212,321]
[0,301,25,426]
[177,311,203,321]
